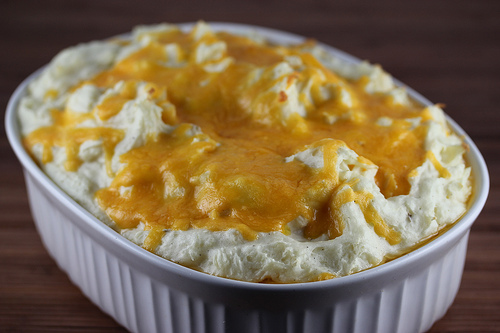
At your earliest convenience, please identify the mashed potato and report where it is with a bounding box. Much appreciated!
[19,22,471,283]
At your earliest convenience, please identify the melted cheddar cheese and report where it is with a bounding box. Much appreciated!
[19,22,471,283]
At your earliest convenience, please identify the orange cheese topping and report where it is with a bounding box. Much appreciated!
[23,109,124,175]
[23,26,438,244]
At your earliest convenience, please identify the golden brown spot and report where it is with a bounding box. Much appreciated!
[279,90,288,102]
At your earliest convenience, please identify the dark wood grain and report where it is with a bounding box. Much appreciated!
[1,0,499,332]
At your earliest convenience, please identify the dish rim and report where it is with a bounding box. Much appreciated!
[5,21,490,291]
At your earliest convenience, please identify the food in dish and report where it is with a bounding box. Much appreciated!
[18,22,471,283]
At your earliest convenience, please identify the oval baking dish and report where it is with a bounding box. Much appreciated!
[5,22,489,333]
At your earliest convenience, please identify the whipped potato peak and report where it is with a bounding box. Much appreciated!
[19,22,471,283]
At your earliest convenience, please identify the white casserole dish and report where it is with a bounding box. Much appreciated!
[5,22,489,333]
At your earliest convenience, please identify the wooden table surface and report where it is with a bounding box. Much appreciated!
[1,0,498,332]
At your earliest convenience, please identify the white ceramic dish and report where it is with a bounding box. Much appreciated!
[6,23,489,333]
